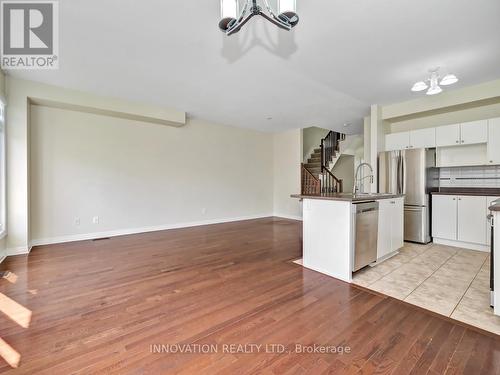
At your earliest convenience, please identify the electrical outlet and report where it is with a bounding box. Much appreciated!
[92,216,99,224]
[74,217,81,226]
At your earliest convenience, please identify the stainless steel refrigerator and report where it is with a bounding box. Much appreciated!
[378,148,437,244]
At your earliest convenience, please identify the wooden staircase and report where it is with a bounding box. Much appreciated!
[303,148,323,177]
[301,131,345,195]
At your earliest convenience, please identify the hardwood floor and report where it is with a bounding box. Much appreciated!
[0,217,499,374]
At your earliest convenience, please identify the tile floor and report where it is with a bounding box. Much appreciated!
[352,242,500,335]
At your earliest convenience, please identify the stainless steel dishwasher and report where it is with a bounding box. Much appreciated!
[353,201,379,272]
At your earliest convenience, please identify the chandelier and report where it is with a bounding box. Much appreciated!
[219,0,299,36]
[411,68,459,96]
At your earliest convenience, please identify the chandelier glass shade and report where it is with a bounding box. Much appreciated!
[219,0,299,35]
[411,68,459,96]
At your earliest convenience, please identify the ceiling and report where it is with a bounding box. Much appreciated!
[9,0,500,134]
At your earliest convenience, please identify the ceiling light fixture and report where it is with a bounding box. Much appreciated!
[411,68,459,96]
[219,0,299,36]
[440,74,459,86]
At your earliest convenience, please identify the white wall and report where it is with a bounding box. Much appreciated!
[30,105,274,244]
[273,129,302,220]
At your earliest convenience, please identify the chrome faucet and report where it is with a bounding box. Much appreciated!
[353,163,374,194]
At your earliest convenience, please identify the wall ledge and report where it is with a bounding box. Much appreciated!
[29,97,186,127]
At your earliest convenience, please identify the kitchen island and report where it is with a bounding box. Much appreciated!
[291,193,405,283]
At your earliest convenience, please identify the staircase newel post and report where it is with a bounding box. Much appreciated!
[301,163,305,195]
[320,139,324,193]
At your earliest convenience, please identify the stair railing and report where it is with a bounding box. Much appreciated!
[320,131,346,193]
[300,131,345,195]
[321,169,343,194]
[301,163,321,195]
[320,131,346,172]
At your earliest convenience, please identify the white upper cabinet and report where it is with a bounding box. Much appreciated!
[384,118,493,163]
[487,117,500,165]
[409,128,436,149]
[460,120,488,145]
[436,124,461,147]
[385,132,410,151]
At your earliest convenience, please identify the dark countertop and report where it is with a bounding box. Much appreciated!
[291,193,405,202]
[431,188,500,197]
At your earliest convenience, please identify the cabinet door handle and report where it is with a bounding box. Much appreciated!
[453,198,456,200]
[461,140,465,143]
[456,140,459,143]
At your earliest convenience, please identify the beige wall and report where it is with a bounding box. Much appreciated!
[302,126,329,161]
[0,71,5,261]
[381,79,500,134]
[29,105,274,244]
[367,79,500,158]
[6,77,276,252]
[382,79,500,120]
[331,155,355,193]
[0,70,5,100]
[273,129,302,220]
[389,102,500,133]
[5,76,309,252]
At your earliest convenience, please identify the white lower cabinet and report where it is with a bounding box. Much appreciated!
[432,195,458,240]
[432,195,489,246]
[377,198,404,259]
[391,198,404,251]
[377,200,392,259]
[457,196,487,244]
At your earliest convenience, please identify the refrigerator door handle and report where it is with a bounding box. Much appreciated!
[402,152,407,196]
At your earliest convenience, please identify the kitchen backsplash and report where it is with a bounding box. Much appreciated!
[438,165,500,188]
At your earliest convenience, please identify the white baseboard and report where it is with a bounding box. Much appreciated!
[6,245,32,256]
[0,255,5,264]
[433,238,490,252]
[273,213,303,221]
[30,213,276,247]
